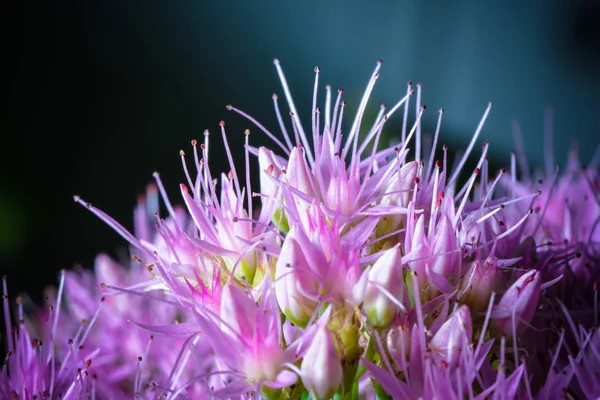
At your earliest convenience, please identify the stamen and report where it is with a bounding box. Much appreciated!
[312,66,320,150]
[425,108,444,182]
[202,131,212,204]
[227,105,290,156]
[191,138,204,201]
[272,94,294,151]
[219,121,242,199]
[495,209,533,241]
[180,150,195,191]
[357,90,413,157]
[428,162,441,243]
[331,88,344,144]
[166,334,200,389]
[362,115,388,179]
[324,84,332,131]
[401,81,412,145]
[191,138,201,172]
[134,336,153,395]
[290,112,301,148]
[442,145,448,186]
[480,157,489,197]
[476,168,505,216]
[315,107,321,157]
[200,144,220,210]
[334,101,346,151]
[369,281,407,313]
[342,60,383,161]
[273,59,314,164]
[501,190,541,207]
[476,204,504,224]
[395,106,426,163]
[152,172,181,232]
[357,104,386,157]
[454,168,481,228]
[229,240,262,284]
[48,270,66,394]
[415,82,422,163]
[244,130,253,224]
[447,102,493,187]
[363,227,406,248]
[102,284,181,307]
[170,335,201,393]
[456,141,488,201]
[74,196,149,254]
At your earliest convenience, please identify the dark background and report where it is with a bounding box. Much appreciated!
[1,1,600,302]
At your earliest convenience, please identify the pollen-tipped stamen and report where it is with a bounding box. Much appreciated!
[273,59,314,165]
[425,108,444,182]
[447,102,493,188]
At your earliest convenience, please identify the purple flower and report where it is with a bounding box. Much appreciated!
[1,274,96,399]
[65,57,600,399]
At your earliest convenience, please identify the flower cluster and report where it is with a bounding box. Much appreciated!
[2,59,600,399]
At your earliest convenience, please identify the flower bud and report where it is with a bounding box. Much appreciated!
[430,305,473,367]
[372,161,418,240]
[364,247,407,328]
[287,147,317,198]
[258,147,283,201]
[274,226,320,327]
[461,258,498,312]
[491,269,541,338]
[386,322,412,364]
[407,214,429,282]
[300,326,343,400]
[430,215,459,278]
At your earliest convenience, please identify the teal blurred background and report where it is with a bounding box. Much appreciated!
[1,1,599,300]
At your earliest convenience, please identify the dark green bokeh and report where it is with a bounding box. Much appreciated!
[1,1,599,300]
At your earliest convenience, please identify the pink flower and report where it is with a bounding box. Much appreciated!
[300,325,343,399]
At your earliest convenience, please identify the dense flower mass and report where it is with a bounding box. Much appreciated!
[3,59,600,399]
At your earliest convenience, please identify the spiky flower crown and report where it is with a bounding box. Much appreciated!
[2,59,600,399]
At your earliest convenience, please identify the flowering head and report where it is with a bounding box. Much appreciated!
[64,56,600,399]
